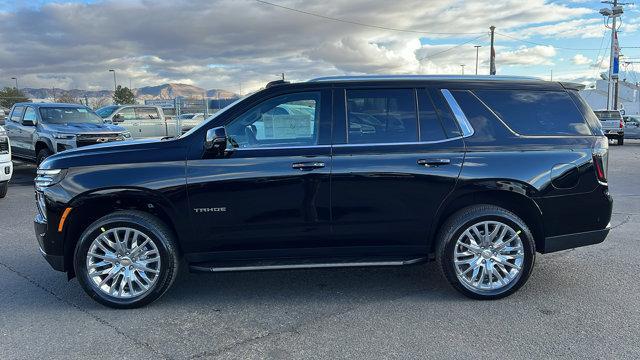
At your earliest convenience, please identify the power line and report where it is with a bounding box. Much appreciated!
[254,0,486,36]
[418,34,487,62]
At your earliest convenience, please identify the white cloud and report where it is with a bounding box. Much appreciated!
[572,54,591,65]
[498,46,557,66]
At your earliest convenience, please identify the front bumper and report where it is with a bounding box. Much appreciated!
[0,160,11,182]
[542,224,611,253]
[34,213,65,271]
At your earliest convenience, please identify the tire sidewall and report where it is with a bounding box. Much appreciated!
[441,211,535,300]
[74,215,176,308]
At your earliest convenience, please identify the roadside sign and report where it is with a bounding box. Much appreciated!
[144,99,175,109]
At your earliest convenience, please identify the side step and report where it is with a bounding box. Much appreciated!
[189,256,427,273]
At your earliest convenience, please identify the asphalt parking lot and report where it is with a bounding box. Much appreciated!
[1,143,639,360]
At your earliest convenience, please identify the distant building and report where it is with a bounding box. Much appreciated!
[580,79,640,115]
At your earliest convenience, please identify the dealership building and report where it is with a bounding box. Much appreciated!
[580,79,640,115]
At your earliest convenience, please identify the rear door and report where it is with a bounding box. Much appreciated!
[329,87,465,254]
[4,106,25,156]
[20,106,38,156]
[135,107,163,137]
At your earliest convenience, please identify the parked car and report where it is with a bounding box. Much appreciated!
[4,103,130,164]
[593,110,624,145]
[177,113,206,133]
[623,115,640,139]
[97,105,203,138]
[34,75,612,308]
[0,125,12,198]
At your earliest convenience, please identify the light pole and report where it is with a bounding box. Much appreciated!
[460,64,465,75]
[10,77,18,90]
[108,69,117,91]
[474,45,482,75]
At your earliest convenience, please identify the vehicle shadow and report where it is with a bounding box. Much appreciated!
[9,160,36,186]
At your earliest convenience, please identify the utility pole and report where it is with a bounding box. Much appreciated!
[108,69,117,92]
[281,73,285,81]
[489,26,496,75]
[11,77,18,90]
[474,45,481,75]
[600,1,627,110]
[460,65,465,75]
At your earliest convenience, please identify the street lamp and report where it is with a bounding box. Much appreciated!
[10,77,18,90]
[474,45,482,75]
[108,69,117,91]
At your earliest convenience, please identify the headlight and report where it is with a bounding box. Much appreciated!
[35,169,67,188]
[53,133,76,140]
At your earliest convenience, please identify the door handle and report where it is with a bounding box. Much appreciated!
[292,161,325,170]
[417,158,451,167]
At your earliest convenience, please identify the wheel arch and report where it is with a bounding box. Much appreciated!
[430,186,545,254]
[35,138,53,156]
[62,187,185,279]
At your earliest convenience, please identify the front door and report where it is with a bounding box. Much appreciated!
[135,107,163,137]
[113,107,140,137]
[329,87,465,255]
[185,90,332,258]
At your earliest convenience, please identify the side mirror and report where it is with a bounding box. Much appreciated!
[22,118,36,126]
[112,114,123,123]
[205,126,228,154]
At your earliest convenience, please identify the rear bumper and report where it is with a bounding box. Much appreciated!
[542,224,611,253]
[603,130,623,138]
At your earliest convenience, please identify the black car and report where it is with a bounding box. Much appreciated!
[34,75,612,308]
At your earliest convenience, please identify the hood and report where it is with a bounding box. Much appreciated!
[39,137,188,170]
[41,122,126,134]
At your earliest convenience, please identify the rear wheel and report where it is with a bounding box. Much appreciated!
[0,181,7,198]
[618,137,624,145]
[436,205,535,300]
[74,211,179,308]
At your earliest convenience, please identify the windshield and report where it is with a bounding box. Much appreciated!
[95,106,119,118]
[39,106,104,124]
[179,94,250,138]
[593,110,621,119]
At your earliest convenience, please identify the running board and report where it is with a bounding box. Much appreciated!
[189,257,427,273]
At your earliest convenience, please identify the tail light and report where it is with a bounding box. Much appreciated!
[592,136,609,184]
[620,120,624,129]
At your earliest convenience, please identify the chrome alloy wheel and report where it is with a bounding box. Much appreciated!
[86,227,161,299]
[453,221,524,293]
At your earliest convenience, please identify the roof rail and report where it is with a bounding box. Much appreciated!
[308,75,543,82]
[266,79,290,88]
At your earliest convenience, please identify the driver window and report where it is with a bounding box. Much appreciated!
[116,108,136,121]
[23,107,36,122]
[226,92,320,149]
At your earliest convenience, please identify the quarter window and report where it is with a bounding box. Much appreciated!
[417,90,447,141]
[346,89,418,144]
[226,92,320,148]
[473,90,592,136]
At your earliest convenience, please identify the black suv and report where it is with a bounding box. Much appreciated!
[34,76,612,308]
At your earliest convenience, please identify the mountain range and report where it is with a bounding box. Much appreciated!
[20,83,239,101]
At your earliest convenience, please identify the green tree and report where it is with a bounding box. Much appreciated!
[112,85,136,105]
[0,87,30,108]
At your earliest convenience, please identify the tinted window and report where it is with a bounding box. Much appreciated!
[96,106,118,118]
[473,90,591,136]
[346,89,417,144]
[136,107,160,120]
[451,90,511,144]
[427,89,462,138]
[23,107,36,121]
[417,90,447,141]
[10,106,24,122]
[226,92,320,148]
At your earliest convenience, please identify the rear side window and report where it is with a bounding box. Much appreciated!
[136,107,160,120]
[346,89,417,144]
[473,90,592,136]
[10,106,24,122]
[416,89,447,141]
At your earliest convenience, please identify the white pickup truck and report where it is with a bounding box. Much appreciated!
[96,105,204,139]
[593,110,624,145]
[0,125,13,198]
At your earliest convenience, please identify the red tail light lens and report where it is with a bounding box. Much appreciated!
[620,120,624,129]
[592,136,609,184]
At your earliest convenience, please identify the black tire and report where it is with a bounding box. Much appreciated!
[436,205,535,300]
[618,137,624,146]
[74,211,179,308]
[0,181,7,198]
[36,148,52,165]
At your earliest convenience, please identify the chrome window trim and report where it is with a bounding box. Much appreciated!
[440,89,475,137]
[231,137,464,151]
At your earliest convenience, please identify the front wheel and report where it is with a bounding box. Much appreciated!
[74,211,179,308]
[36,148,52,165]
[618,137,624,146]
[436,205,536,300]
[0,181,7,198]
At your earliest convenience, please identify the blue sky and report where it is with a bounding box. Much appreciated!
[0,0,638,92]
